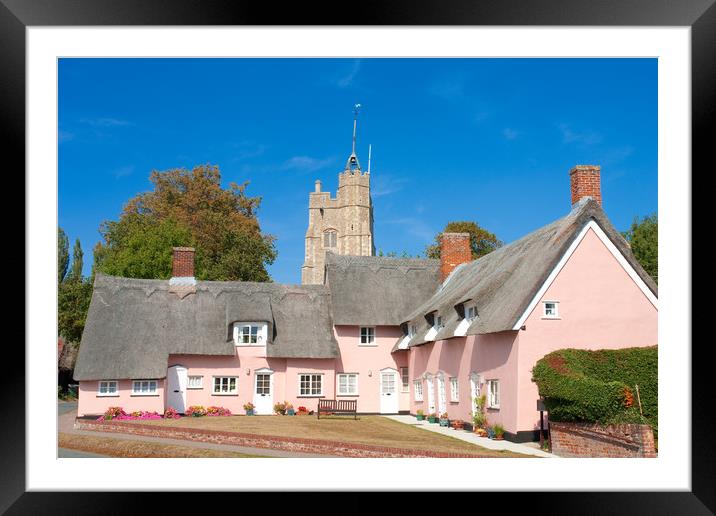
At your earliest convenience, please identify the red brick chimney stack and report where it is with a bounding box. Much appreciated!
[569,165,602,207]
[172,247,195,278]
[440,233,472,282]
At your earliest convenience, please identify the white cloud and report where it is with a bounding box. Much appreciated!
[336,60,362,88]
[384,217,435,244]
[502,128,520,140]
[558,123,602,145]
[281,156,335,172]
[81,117,132,127]
[112,165,135,179]
[371,175,410,198]
[230,141,268,161]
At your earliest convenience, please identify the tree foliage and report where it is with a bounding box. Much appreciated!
[425,221,502,260]
[69,238,84,282]
[58,227,69,283]
[622,213,657,284]
[94,164,277,281]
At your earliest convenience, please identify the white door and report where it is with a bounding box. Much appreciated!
[437,375,447,415]
[253,369,274,415]
[426,376,435,414]
[167,365,187,413]
[470,373,480,418]
[379,369,399,414]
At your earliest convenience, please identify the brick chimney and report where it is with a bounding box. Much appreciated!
[172,247,195,278]
[569,165,602,207]
[440,233,472,282]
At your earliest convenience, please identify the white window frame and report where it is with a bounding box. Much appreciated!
[359,326,376,346]
[97,380,119,397]
[298,373,324,397]
[434,314,443,330]
[408,324,417,338]
[542,301,560,319]
[131,379,158,396]
[233,322,267,346]
[212,376,238,395]
[187,375,203,389]
[400,367,410,393]
[465,305,478,321]
[336,373,359,396]
[487,379,500,409]
[449,377,459,402]
[413,380,423,401]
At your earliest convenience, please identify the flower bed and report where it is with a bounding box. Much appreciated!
[97,407,162,421]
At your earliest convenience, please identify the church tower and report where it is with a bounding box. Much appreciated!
[301,105,375,285]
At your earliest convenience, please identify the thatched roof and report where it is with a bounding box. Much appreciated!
[325,253,440,326]
[74,275,338,381]
[398,198,658,349]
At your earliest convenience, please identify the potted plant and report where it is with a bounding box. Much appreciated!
[285,402,295,416]
[273,401,287,415]
[243,402,255,416]
[451,419,464,430]
[492,424,505,440]
[486,425,496,439]
[297,405,309,415]
[472,394,488,435]
[415,409,425,421]
[427,413,438,423]
[439,412,450,427]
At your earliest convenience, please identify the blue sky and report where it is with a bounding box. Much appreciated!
[58,58,657,284]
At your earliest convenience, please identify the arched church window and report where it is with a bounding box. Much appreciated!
[324,230,337,248]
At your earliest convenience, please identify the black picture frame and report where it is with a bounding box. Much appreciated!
[5,0,710,513]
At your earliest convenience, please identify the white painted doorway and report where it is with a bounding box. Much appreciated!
[426,374,436,414]
[379,368,399,414]
[253,368,274,415]
[167,365,187,413]
[470,372,481,419]
[437,373,447,415]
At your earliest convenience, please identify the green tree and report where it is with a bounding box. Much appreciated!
[622,213,657,283]
[94,164,277,281]
[58,278,93,343]
[69,238,84,282]
[58,227,69,283]
[425,221,502,260]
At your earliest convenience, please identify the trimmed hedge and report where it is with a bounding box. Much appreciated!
[532,346,657,435]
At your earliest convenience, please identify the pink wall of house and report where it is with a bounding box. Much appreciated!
[77,379,165,417]
[515,227,658,433]
[408,332,519,431]
[333,325,409,413]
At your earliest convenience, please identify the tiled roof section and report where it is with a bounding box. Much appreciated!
[402,198,658,347]
[74,275,339,381]
[325,253,440,326]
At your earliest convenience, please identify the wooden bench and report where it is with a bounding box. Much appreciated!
[317,399,357,420]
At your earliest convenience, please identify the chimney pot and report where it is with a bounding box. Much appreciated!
[315,180,322,193]
[569,165,602,207]
[172,247,195,278]
[439,232,472,282]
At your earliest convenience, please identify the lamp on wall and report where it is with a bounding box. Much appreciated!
[368,370,372,377]
[246,368,250,376]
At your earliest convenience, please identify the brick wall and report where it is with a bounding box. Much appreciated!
[569,165,602,207]
[550,422,656,458]
[172,247,195,277]
[440,232,472,281]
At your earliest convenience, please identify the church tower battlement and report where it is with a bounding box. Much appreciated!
[301,105,375,285]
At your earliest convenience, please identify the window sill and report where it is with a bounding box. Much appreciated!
[449,401,459,404]
[358,344,378,347]
[234,344,266,347]
[337,394,359,397]
[487,406,500,411]
[186,387,203,390]
[96,394,119,398]
[297,395,325,398]
[130,394,159,397]
[211,393,238,396]
[541,316,561,320]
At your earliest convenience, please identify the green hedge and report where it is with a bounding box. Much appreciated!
[532,346,657,435]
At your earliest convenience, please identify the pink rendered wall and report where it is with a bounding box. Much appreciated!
[408,332,519,432]
[77,379,165,417]
[516,228,658,433]
[333,325,409,413]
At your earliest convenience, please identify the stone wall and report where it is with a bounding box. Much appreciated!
[549,421,656,458]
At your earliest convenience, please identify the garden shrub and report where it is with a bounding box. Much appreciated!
[532,346,657,435]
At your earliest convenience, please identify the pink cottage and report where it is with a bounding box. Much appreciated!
[74,157,657,442]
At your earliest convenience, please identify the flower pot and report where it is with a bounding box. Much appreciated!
[286,409,295,416]
[245,409,254,416]
[439,418,449,427]
[416,414,425,421]
[427,416,437,423]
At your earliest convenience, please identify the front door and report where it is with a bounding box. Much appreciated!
[167,365,187,413]
[426,376,435,414]
[437,375,447,415]
[380,369,399,414]
[470,373,480,418]
[253,369,274,415]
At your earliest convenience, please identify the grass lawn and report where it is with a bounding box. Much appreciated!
[58,432,267,458]
[135,415,530,457]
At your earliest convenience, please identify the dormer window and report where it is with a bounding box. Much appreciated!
[233,322,267,346]
[408,324,417,338]
[434,315,443,330]
[466,305,478,321]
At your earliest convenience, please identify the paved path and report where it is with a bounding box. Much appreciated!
[384,415,556,458]
[58,407,336,458]
[58,448,108,458]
